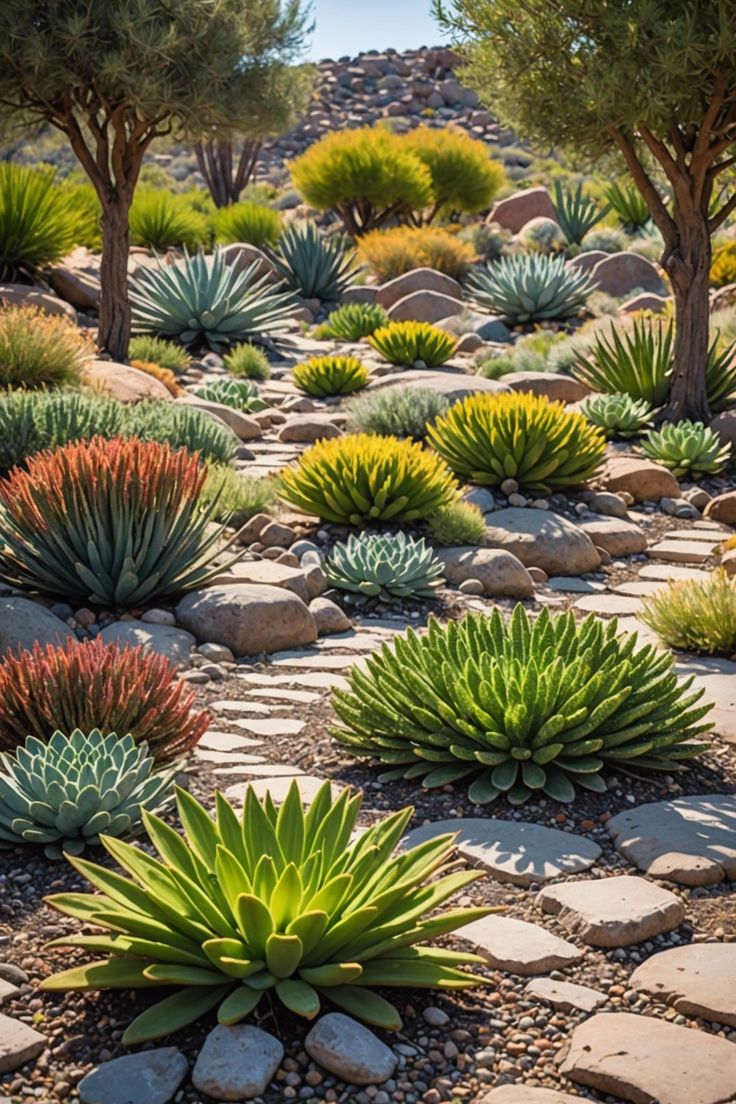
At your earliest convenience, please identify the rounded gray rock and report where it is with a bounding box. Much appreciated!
[305,1012,398,1085]
[192,1024,283,1101]
[176,584,317,657]
[78,1048,188,1104]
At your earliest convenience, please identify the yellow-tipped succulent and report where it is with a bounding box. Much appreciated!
[369,321,458,367]
[293,355,369,397]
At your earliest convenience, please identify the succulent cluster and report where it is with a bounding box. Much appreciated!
[332,606,711,805]
[41,781,489,1041]
[0,730,176,859]
[293,355,369,397]
[369,321,458,367]
[579,392,653,438]
[270,220,356,301]
[427,391,605,491]
[318,302,388,341]
[466,254,594,324]
[325,532,444,602]
[641,420,732,477]
[194,377,267,412]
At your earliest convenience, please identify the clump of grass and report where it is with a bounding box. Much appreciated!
[638,569,736,655]
[223,343,272,380]
[128,336,191,374]
[428,502,486,546]
[345,386,449,441]
[0,307,90,390]
[201,465,276,527]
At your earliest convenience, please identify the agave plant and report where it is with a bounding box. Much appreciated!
[319,302,388,341]
[579,392,653,439]
[427,392,605,491]
[604,180,652,231]
[466,254,594,324]
[129,248,295,351]
[293,355,369,397]
[326,532,444,602]
[40,781,489,1041]
[0,437,235,607]
[369,321,458,367]
[641,420,732,478]
[0,730,176,860]
[332,606,712,805]
[270,221,356,301]
[279,433,459,525]
[194,377,267,412]
[551,181,609,246]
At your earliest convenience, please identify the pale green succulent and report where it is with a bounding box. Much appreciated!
[641,420,732,478]
[579,392,653,439]
[466,254,594,324]
[129,248,295,351]
[0,730,176,860]
[326,532,445,602]
[194,377,267,412]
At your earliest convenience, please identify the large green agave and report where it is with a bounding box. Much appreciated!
[270,221,356,301]
[466,254,594,324]
[332,606,712,805]
[641,420,732,478]
[41,781,489,1042]
[0,730,176,860]
[325,532,445,602]
[129,248,295,351]
[551,181,609,246]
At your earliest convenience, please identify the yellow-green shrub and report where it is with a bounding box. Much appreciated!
[639,569,736,655]
[214,201,282,249]
[0,307,90,390]
[279,433,458,525]
[428,501,486,546]
[369,321,458,367]
[710,240,736,289]
[427,391,606,491]
[404,126,506,218]
[129,359,182,397]
[129,189,209,252]
[293,355,369,397]
[358,225,474,282]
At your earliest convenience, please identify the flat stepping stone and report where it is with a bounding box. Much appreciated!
[573,594,643,616]
[524,977,606,1013]
[630,943,736,1027]
[536,875,685,947]
[559,1011,736,1104]
[638,563,708,581]
[215,762,304,777]
[0,1013,46,1074]
[674,655,736,713]
[246,688,320,703]
[607,795,736,886]
[664,528,727,542]
[316,634,387,652]
[269,651,362,670]
[545,577,607,593]
[198,732,264,752]
[457,915,584,976]
[478,1090,583,1104]
[210,700,274,715]
[224,775,333,805]
[648,539,713,563]
[232,717,306,736]
[0,979,20,1007]
[193,748,267,765]
[236,671,350,692]
[78,1048,188,1104]
[613,579,670,597]
[403,818,600,887]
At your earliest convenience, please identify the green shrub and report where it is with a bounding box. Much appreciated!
[293,355,369,397]
[200,465,276,526]
[0,306,89,390]
[41,780,488,1039]
[428,501,486,546]
[279,433,458,525]
[466,254,594,323]
[270,221,356,301]
[552,181,608,245]
[0,164,81,280]
[579,226,626,253]
[194,377,267,412]
[129,189,209,252]
[640,420,731,477]
[579,392,653,438]
[319,302,388,341]
[457,221,509,262]
[711,240,736,289]
[128,336,192,374]
[120,401,238,464]
[604,180,652,231]
[369,321,458,367]
[516,216,566,254]
[345,386,449,440]
[223,343,271,380]
[358,225,474,282]
[404,126,506,217]
[639,569,736,655]
[0,730,176,860]
[215,201,282,249]
[476,355,516,380]
[326,532,444,602]
[332,605,711,805]
[427,391,605,491]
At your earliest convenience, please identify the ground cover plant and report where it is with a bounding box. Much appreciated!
[0,307,89,391]
[345,386,450,441]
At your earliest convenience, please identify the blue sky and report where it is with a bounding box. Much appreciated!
[306,0,446,60]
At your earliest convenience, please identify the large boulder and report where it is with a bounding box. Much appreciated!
[0,597,75,657]
[503,371,591,403]
[84,359,173,403]
[0,282,76,320]
[48,266,100,311]
[368,368,509,401]
[590,252,667,297]
[710,410,736,448]
[601,454,680,502]
[376,268,463,311]
[179,396,261,440]
[483,509,601,576]
[98,620,196,668]
[567,250,608,275]
[704,491,736,525]
[220,242,277,282]
[387,289,464,325]
[438,547,534,598]
[578,516,647,557]
[176,584,317,657]
[489,187,556,234]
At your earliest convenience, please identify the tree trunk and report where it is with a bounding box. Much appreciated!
[662,212,712,423]
[98,198,132,361]
[195,138,262,207]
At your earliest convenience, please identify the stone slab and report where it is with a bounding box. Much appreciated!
[231,718,306,736]
[0,1014,45,1074]
[638,563,708,582]
[78,1048,188,1104]
[536,875,685,948]
[235,671,350,692]
[198,732,264,752]
[573,594,643,616]
[246,688,320,703]
[648,540,713,564]
[630,943,736,1027]
[458,915,584,976]
[523,977,606,1014]
[478,1091,584,1104]
[210,700,274,715]
[224,775,333,805]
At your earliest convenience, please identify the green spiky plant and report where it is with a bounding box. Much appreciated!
[0,164,81,281]
[346,386,450,441]
[466,254,594,323]
[129,248,295,351]
[332,605,712,805]
[200,466,276,527]
[128,336,192,374]
[579,393,653,438]
[214,201,282,249]
[194,377,267,412]
[551,181,609,246]
[325,532,445,602]
[0,730,176,860]
[293,355,369,397]
[121,402,238,464]
[318,302,388,341]
[270,221,356,301]
[640,420,732,477]
[129,189,209,252]
[369,321,458,367]
[604,180,652,232]
[223,343,271,380]
[428,502,486,547]
[40,780,490,1041]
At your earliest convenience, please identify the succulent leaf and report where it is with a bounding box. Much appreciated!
[369,321,457,367]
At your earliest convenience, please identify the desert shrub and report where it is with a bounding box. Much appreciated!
[0,637,208,760]
[578,226,626,253]
[194,377,267,412]
[121,401,238,464]
[345,386,449,440]
[579,393,653,438]
[428,501,486,546]
[318,302,388,341]
[710,240,736,289]
[358,225,474,282]
[551,181,608,245]
[41,780,488,1039]
[129,189,209,252]
[640,420,731,477]
[128,336,191,374]
[130,248,294,351]
[0,730,176,859]
[404,126,506,218]
[129,359,182,396]
[457,221,509,261]
[516,216,567,254]
[427,391,605,491]
[223,343,272,380]
[279,433,458,525]
[369,321,458,367]
[200,465,276,527]
[270,221,356,301]
[293,355,369,397]
[466,254,594,323]
[477,330,566,380]
[332,605,711,804]
[476,355,516,380]
[0,306,89,390]
[0,437,232,606]
[325,532,444,601]
[604,180,652,231]
[214,201,282,249]
[0,164,80,280]
[639,569,736,655]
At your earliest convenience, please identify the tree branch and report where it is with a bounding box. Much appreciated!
[710,189,736,233]
[609,126,678,246]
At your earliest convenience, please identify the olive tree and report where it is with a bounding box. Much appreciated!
[435,0,736,421]
[0,0,309,359]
